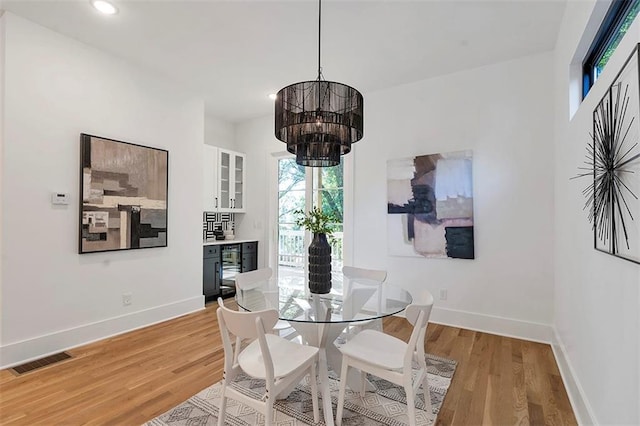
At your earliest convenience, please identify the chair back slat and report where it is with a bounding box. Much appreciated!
[217,299,279,339]
[343,266,387,316]
[405,290,434,326]
[254,316,275,385]
[216,300,237,375]
[235,267,273,291]
[342,266,387,284]
[403,294,434,367]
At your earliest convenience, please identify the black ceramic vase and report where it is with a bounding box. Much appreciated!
[308,233,332,294]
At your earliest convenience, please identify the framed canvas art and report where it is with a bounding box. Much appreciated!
[79,134,168,254]
[387,150,474,259]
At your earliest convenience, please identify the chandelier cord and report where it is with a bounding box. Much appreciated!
[317,0,322,114]
[318,0,322,82]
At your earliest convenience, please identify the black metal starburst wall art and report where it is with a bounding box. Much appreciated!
[574,43,640,265]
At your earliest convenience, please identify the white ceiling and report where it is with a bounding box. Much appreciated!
[2,0,567,123]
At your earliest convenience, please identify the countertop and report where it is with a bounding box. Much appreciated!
[203,239,258,246]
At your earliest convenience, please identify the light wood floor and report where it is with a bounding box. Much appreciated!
[0,300,577,425]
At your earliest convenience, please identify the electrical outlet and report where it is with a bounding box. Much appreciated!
[122,292,132,306]
[439,289,448,301]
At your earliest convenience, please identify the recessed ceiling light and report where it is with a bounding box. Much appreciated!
[268,93,277,100]
[91,0,118,15]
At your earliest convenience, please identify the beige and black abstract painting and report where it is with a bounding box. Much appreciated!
[79,134,168,253]
[387,150,474,259]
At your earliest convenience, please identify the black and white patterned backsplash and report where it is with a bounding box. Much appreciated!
[203,212,235,240]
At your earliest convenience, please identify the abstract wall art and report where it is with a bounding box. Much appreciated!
[79,134,168,254]
[387,150,474,259]
[574,44,640,265]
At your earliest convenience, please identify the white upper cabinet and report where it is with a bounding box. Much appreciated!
[217,148,246,213]
[203,145,246,213]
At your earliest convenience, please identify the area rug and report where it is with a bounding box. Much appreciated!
[145,354,456,426]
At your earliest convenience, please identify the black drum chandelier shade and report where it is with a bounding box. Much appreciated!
[274,0,364,167]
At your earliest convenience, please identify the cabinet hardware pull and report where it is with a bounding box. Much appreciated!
[215,197,218,208]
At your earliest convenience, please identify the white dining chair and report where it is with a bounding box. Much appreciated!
[335,291,434,426]
[342,266,387,334]
[216,298,320,426]
[235,267,293,336]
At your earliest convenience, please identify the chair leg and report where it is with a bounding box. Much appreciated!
[265,397,274,426]
[335,357,350,426]
[318,348,334,426]
[404,380,417,426]
[360,370,366,397]
[422,373,432,417]
[310,362,320,423]
[217,380,228,426]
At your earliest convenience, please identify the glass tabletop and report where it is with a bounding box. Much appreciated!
[235,280,412,324]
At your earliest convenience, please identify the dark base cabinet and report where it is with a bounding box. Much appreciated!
[203,241,258,301]
[203,245,221,298]
[241,242,258,272]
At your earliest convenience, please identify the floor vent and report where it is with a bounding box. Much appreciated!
[10,352,72,375]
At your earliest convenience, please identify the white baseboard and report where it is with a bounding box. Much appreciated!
[551,327,597,425]
[428,306,553,343]
[0,296,204,369]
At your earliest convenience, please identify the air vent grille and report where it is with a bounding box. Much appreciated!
[10,352,72,375]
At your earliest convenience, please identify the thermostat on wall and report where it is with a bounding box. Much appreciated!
[51,192,70,205]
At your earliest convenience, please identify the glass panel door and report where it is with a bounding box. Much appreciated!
[276,157,344,291]
[312,161,344,292]
[219,151,230,209]
[234,155,244,209]
[277,158,306,286]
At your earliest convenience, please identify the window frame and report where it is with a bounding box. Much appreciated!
[583,0,640,98]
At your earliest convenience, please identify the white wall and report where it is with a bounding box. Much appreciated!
[204,114,235,150]
[553,1,640,424]
[235,116,279,268]
[0,11,5,348]
[354,52,555,340]
[236,52,556,342]
[0,13,205,368]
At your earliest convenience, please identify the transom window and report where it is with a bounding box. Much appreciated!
[583,0,640,98]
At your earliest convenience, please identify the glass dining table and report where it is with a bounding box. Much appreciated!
[235,278,413,426]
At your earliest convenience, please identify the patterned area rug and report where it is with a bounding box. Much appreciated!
[145,354,456,426]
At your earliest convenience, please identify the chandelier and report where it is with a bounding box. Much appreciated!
[274,0,364,167]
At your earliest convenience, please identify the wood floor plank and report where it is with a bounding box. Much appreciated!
[497,339,516,426]
[0,301,577,425]
[466,333,494,422]
[512,348,530,426]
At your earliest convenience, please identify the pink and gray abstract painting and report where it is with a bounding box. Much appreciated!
[387,150,474,259]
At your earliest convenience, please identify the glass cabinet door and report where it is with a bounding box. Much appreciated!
[234,154,244,210]
[219,151,231,209]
